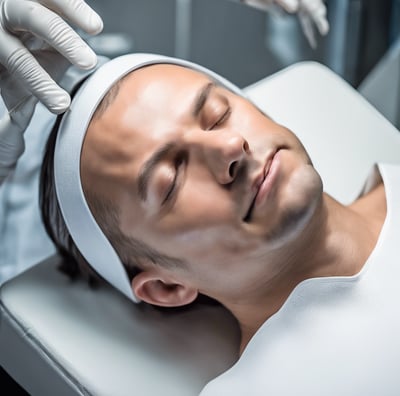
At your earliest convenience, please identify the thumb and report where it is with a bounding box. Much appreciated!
[0,96,38,183]
[9,95,38,131]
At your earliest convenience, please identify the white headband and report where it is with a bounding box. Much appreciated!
[54,53,244,303]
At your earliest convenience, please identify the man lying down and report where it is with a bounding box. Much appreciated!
[39,53,400,395]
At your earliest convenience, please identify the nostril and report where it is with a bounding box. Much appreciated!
[229,161,238,178]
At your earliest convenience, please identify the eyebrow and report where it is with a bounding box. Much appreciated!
[192,82,215,117]
[137,82,215,202]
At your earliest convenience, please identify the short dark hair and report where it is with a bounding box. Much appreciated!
[39,77,185,288]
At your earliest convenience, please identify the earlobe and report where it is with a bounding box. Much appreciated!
[132,271,198,307]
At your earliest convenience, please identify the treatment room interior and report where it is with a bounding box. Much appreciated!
[1,0,400,394]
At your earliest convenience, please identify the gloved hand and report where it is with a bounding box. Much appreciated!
[0,0,103,184]
[240,0,329,49]
[0,0,103,113]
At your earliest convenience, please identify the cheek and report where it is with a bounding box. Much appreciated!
[153,178,256,259]
[163,223,259,271]
[161,178,237,232]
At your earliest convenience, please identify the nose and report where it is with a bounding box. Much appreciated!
[188,130,249,184]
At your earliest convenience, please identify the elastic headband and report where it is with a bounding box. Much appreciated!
[54,53,244,303]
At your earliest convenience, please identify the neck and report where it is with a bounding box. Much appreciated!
[226,186,386,355]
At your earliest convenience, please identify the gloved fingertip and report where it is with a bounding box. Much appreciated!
[75,48,99,70]
[318,20,330,35]
[87,12,104,35]
[47,93,71,115]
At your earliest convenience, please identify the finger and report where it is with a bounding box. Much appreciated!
[0,61,31,111]
[3,0,98,69]
[0,97,37,181]
[0,33,70,113]
[298,11,317,49]
[241,0,272,12]
[0,114,25,166]
[0,110,25,182]
[301,0,329,35]
[8,95,38,131]
[275,0,299,13]
[312,7,329,35]
[314,15,329,35]
[40,0,103,35]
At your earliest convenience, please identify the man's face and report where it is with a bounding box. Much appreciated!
[82,64,323,299]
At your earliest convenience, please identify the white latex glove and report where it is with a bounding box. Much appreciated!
[0,49,78,184]
[0,0,103,113]
[240,0,329,49]
[0,0,103,184]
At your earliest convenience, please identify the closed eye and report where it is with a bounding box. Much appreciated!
[209,107,231,130]
[162,152,187,206]
[162,171,177,205]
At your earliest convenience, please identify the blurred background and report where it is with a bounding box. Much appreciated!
[83,0,400,126]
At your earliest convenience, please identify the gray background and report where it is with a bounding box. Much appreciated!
[83,0,400,88]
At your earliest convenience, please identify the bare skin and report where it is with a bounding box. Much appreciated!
[81,64,387,355]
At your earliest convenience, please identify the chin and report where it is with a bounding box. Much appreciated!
[262,165,323,249]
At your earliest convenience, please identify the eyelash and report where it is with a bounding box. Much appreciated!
[210,107,231,130]
[163,153,186,205]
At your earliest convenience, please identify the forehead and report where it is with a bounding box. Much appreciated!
[115,63,212,114]
[89,63,212,137]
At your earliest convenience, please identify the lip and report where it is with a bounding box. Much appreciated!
[255,149,281,206]
[243,149,280,222]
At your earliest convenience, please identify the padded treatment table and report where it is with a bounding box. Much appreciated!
[1,62,399,396]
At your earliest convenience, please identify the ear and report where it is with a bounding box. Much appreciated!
[131,270,198,307]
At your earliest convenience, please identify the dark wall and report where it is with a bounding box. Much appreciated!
[85,0,398,88]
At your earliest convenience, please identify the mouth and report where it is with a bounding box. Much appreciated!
[243,149,280,223]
